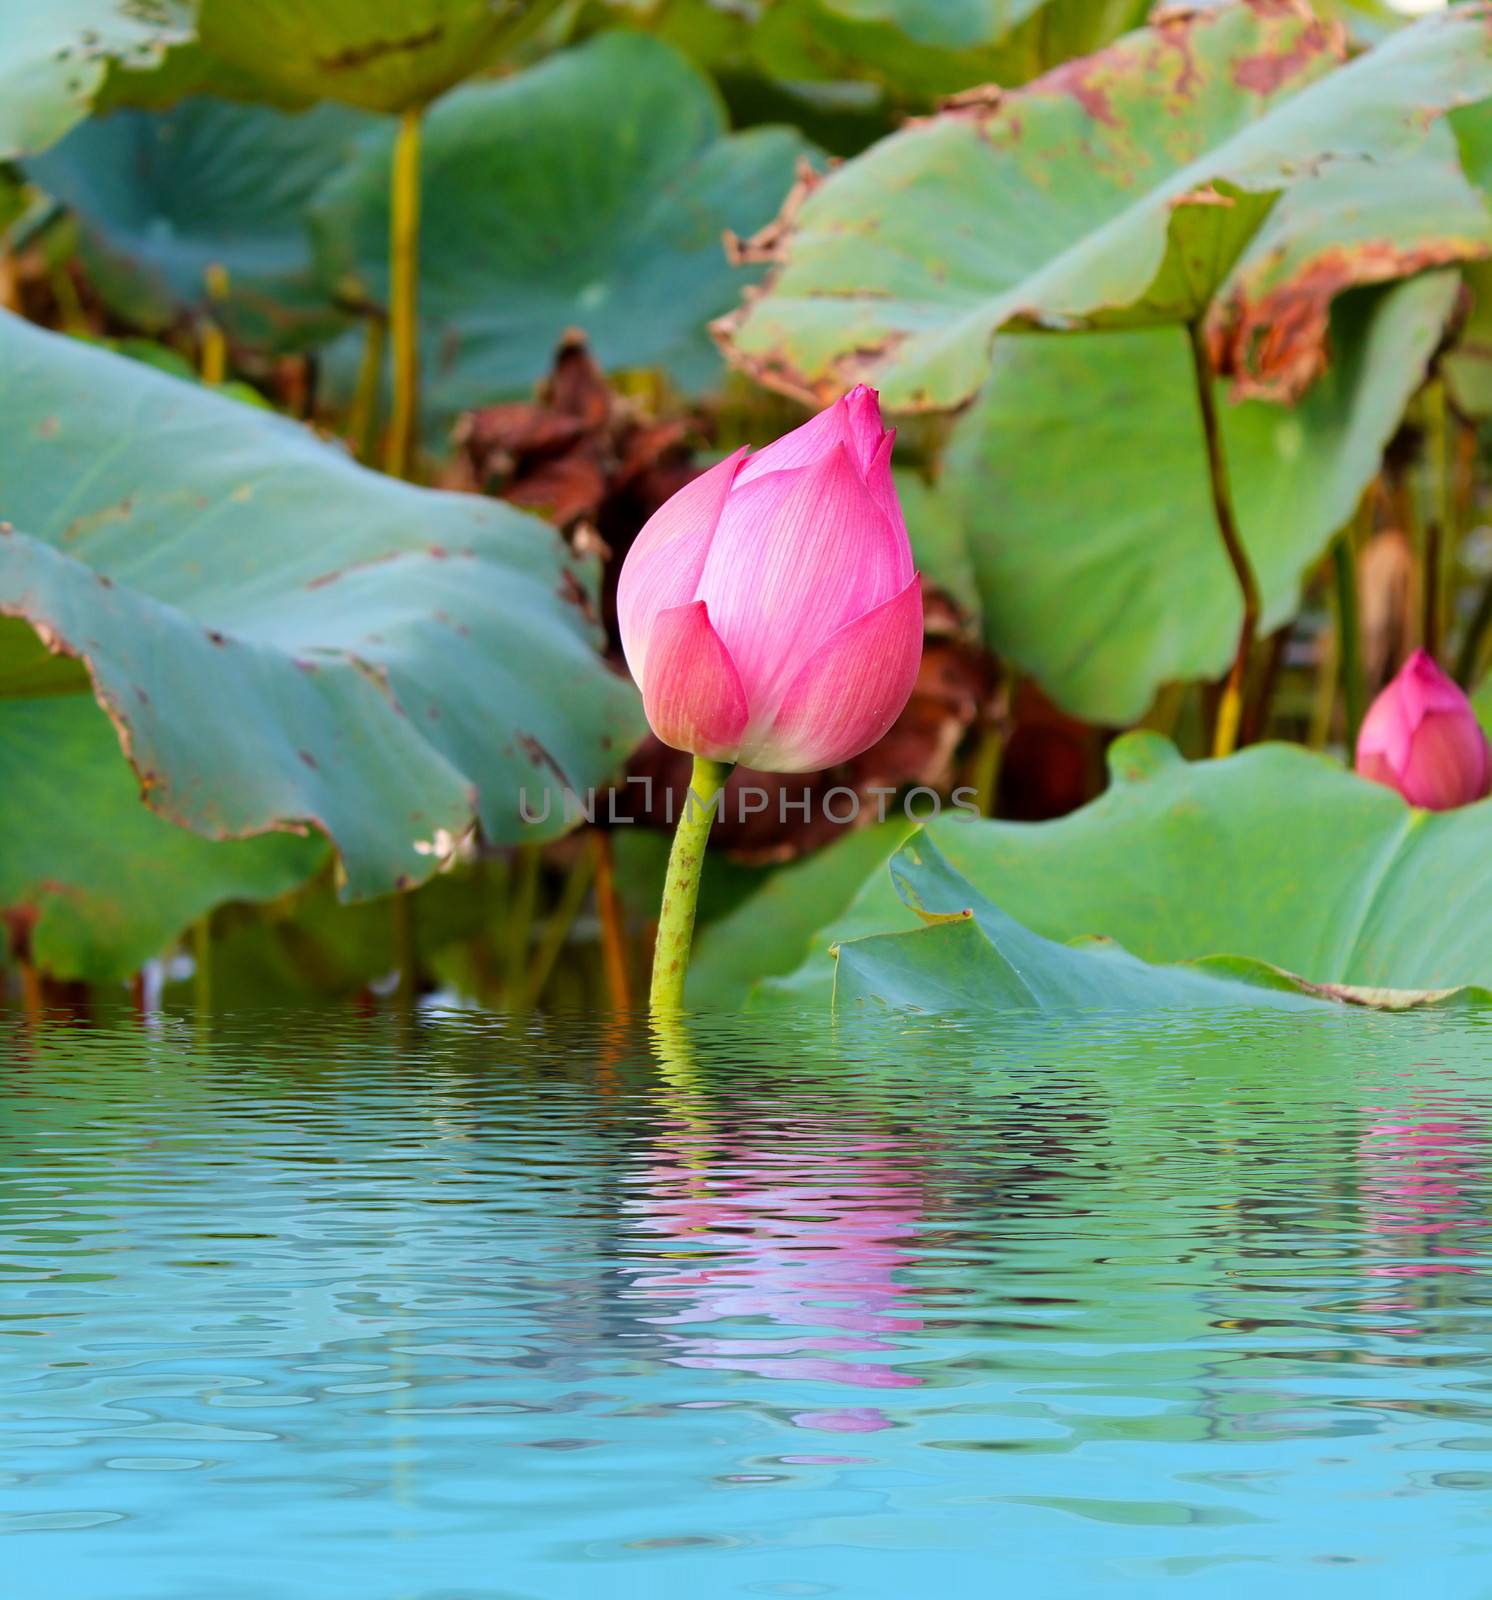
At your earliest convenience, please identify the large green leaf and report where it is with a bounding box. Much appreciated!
[720,1,1492,411]
[312,32,813,427]
[0,693,322,983]
[831,832,1488,1017]
[0,2,193,159]
[1444,102,1492,416]
[0,2,561,160]
[940,274,1456,723]
[194,0,554,114]
[0,313,643,902]
[761,732,1492,1009]
[27,98,376,351]
[687,819,915,1009]
[749,0,1149,102]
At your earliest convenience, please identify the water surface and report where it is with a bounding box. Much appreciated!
[4,1008,1492,1596]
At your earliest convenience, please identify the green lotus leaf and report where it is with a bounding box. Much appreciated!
[720,0,1492,412]
[831,833,1491,1017]
[748,0,1149,102]
[0,1,195,159]
[1443,102,1492,416]
[0,691,323,984]
[27,98,378,352]
[311,32,814,429]
[687,819,916,1010]
[760,732,1492,1010]
[939,273,1457,724]
[0,1,283,161]
[192,0,557,114]
[0,313,643,910]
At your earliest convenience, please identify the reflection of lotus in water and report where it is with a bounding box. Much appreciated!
[1358,1106,1485,1321]
[620,1124,926,1415]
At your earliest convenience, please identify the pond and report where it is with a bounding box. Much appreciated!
[5,1008,1492,1597]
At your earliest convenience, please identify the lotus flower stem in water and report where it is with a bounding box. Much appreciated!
[617,386,923,1015]
[1187,321,1259,758]
[650,757,731,1014]
[383,108,422,480]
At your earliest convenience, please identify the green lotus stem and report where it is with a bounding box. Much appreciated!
[1423,377,1449,660]
[967,722,1004,816]
[192,913,212,1014]
[650,756,730,1016]
[392,889,417,1007]
[383,107,422,480]
[199,262,230,387]
[502,843,541,1009]
[1456,570,1492,688]
[524,834,600,1010]
[1332,532,1364,752]
[348,315,386,464]
[1187,321,1258,759]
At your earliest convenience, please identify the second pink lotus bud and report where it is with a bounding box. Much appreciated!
[1355,649,1492,811]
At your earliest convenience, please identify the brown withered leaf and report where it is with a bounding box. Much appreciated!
[451,329,702,637]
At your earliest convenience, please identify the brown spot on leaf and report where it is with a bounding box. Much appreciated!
[519,733,570,790]
[724,157,824,267]
[1232,5,1344,95]
[205,628,228,646]
[316,25,442,72]
[298,750,318,770]
[559,568,594,622]
[937,83,1005,119]
[1207,237,1489,402]
[63,495,136,545]
[1039,55,1120,128]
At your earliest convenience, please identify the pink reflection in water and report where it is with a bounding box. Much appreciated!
[623,1124,926,1410]
[1358,1105,1486,1323]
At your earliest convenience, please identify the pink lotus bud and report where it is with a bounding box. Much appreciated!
[616,385,922,773]
[1355,649,1492,811]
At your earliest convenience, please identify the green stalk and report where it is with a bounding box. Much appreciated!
[199,263,230,387]
[383,108,422,480]
[1332,532,1364,752]
[1422,377,1450,661]
[502,844,541,1010]
[392,889,417,1008]
[1455,571,1492,688]
[967,723,1004,817]
[192,912,213,1015]
[1188,321,1258,758]
[347,315,386,465]
[524,835,599,1010]
[649,756,730,1016]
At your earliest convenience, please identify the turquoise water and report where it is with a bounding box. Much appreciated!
[5,1008,1492,1597]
